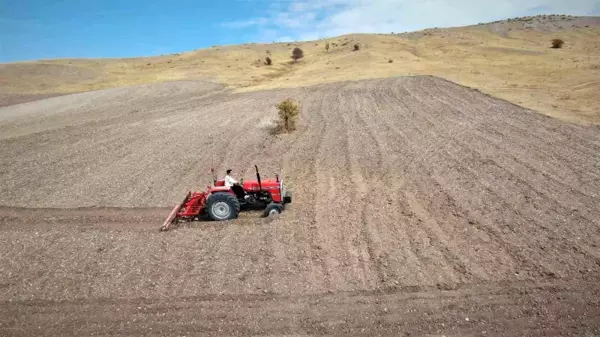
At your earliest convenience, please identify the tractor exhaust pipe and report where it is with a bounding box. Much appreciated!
[255,165,262,191]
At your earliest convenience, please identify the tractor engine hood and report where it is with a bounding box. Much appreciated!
[244,179,283,203]
[242,179,280,191]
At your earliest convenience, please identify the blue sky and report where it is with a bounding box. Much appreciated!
[1,0,599,63]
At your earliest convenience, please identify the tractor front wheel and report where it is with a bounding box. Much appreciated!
[206,193,240,221]
[263,202,283,217]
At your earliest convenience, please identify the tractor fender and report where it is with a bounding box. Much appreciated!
[208,186,233,194]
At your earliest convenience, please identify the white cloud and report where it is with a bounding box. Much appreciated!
[256,29,295,43]
[275,11,319,28]
[223,0,599,42]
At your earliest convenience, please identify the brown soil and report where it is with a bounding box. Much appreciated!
[1,76,600,336]
[0,93,65,108]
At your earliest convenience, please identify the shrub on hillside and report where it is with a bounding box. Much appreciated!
[325,42,330,52]
[551,38,564,48]
[353,44,360,51]
[265,56,272,65]
[273,99,301,134]
[388,59,394,63]
[291,47,304,62]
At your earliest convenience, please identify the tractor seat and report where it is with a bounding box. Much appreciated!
[230,184,246,199]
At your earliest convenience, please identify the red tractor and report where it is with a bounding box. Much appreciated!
[160,166,291,231]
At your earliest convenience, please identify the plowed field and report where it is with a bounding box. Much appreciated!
[1,76,599,336]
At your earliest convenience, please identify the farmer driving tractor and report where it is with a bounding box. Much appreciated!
[224,169,249,201]
[224,169,238,187]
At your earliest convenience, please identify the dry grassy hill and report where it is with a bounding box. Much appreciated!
[1,14,600,124]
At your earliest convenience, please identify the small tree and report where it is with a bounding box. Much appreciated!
[274,99,301,133]
[265,56,272,65]
[291,47,304,62]
[325,42,330,52]
[551,38,564,48]
[353,43,360,51]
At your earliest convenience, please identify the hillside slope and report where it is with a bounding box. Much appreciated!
[1,76,600,335]
[1,15,599,124]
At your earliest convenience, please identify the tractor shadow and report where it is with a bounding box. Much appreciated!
[164,209,278,231]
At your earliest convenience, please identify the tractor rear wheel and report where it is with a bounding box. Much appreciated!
[206,192,240,221]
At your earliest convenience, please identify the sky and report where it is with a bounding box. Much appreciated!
[1,0,599,62]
